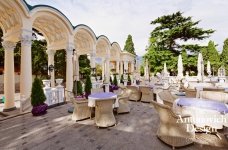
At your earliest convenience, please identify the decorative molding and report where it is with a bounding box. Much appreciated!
[2,41,16,50]
[20,34,33,46]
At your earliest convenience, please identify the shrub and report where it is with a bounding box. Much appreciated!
[72,80,83,96]
[85,75,92,95]
[31,78,46,106]
[110,76,113,84]
[113,74,118,86]
[120,74,124,83]
[128,74,131,84]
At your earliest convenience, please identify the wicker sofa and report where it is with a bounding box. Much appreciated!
[200,91,228,103]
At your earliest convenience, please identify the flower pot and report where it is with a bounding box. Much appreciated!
[32,103,48,116]
[42,80,51,88]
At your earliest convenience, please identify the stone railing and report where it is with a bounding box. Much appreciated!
[42,79,65,106]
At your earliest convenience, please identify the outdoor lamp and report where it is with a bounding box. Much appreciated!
[48,64,54,72]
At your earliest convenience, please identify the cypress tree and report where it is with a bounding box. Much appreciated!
[221,38,228,73]
[31,78,46,106]
[123,35,136,55]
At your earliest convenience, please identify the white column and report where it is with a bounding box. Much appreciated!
[102,58,105,80]
[116,60,120,74]
[120,61,123,75]
[66,47,74,95]
[20,32,33,100]
[124,61,129,73]
[46,50,56,87]
[131,61,135,73]
[90,52,96,68]
[2,41,16,111]
[104,57,110,92]
[74,53,80,81]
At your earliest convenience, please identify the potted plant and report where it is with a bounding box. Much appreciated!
[84,75,92,99]
[110,76,113,85]
[120,74,124,84]
[31,78,48,116]
[127,74,131,85]
[73,80,83,98]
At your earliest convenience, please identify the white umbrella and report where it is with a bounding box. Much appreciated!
[144,60,149,80]
[177,54,183,79]
[207,61,211,76]
[197,53,204,81]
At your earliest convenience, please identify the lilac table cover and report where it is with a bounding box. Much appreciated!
[88,92,118,107]
[177,98,228,114]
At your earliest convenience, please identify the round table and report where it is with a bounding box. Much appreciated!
[88,92,118,107]
[173,98,228,129]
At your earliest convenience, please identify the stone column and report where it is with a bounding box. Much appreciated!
[90,52,96,68]
[20,32,33,100]
[116,60,120,74]
[120,61,123,75]
[46,50,56,87]
[131,61,135,73]
[104,57,110,92]
[74,53,80,81]
[102,58,105,81]
[2,41,16,111]
[124,61,129,73]
[66,47,74,95]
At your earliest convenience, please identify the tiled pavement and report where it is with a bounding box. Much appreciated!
[0,102,227,150]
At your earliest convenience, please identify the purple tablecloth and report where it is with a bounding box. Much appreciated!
[177,98,228,114]
[88,92,116,99]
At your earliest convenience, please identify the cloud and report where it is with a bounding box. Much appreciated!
[26,0,228,56]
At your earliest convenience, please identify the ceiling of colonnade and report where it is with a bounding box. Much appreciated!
[96,35,111,58]
[110,42,121,61]
[74,25,96,55]
[31,9,73,50]
[0,0,24,41]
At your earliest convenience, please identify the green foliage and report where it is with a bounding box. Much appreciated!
[79,55,91,78]
[72,80,83,96]
[96,64,102,76]
[31,78,46,106]
[85,75,92,94]
[150,11,214,54]
[54,50,66,80]
[128,74,131,82]
[145,11,214,75]
[123,35,136,55]
[113,75,118,86]
[32,40,48,77]
[221,38,228,74]
[120,74,124,83]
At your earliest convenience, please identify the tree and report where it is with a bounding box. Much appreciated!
[221,38,228,73]
[123,35,136,55]
[120,74,124,84]
[113,74,118,86]
[150,11,214,54]
[31,78,46,106]
[72,80,83,96]
[84,75,92,95]
[79,55,91,79]
[54,50,66,80]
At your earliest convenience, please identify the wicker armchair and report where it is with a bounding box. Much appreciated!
[158,90,176,107]
[200,91,228,103]
[91,88,104,94]
[95,98,116,128]
[72,99,91,121]
[127,86,141,101]
[183,87,197,98]
[117,96,130,114]
[139,86,154,103]
[151,100,195,149]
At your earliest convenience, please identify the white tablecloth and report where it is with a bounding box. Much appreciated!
[88,92,118,108]
[173,98,228,129]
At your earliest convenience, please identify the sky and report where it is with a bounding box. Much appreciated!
[26,0,228,56]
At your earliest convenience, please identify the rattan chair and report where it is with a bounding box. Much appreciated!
[95,98,116,128]
[140,86,154,103]
[72,99,91,121]
[151,100,195,149]
[127,86,141,101]
[91,88,104,94]
[183,87,197,98]
[158,90,176,107]
[117,96,130,114]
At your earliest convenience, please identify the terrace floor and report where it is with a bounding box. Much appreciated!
[0,101,227,150]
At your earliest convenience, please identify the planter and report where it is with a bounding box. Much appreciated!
[42,80,51,88]
[32,103,48,116]
[84,93,91,99]
[55,78,63,87]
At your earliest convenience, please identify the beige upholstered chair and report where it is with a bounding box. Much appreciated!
[200,91,228,103]
[158,90,176,107]
[127,86,141,101]
[91,88,104,94]
[151,100,195,149]
[183,87,197,98]
[95,98,116,128]
[117,96,130,114]
[72,99,91,121]
[140,86,154,103]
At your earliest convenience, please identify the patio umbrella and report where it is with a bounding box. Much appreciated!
[163,62,168,76]
[177,54,183,79]
[207,61,211,76]
[197,53,204,81]
[144,59,149,80]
